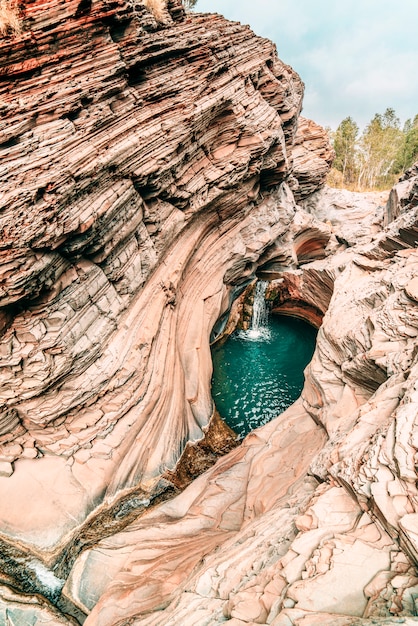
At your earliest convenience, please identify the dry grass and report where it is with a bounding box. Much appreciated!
[326,167,397,192]
[0,0,21,37]
[143,0,167,22]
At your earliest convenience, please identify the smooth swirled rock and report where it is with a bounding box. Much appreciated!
[2,0,418,624]
[0,0,329,612]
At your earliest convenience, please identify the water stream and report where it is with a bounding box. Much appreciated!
[242,280,270,341]
[211,282,317,439]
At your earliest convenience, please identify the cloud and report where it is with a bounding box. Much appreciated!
[196,0,418,130]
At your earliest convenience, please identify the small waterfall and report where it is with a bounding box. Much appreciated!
[250,280,269,333]
[238,280,270,341]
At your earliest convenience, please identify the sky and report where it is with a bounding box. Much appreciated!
[195,0,418,131]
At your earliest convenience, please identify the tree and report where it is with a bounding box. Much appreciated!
[332,116,359,185]
[183,0,198,10]
[393,115,418,173]
[356,108,403,189]
[329,108,418,191]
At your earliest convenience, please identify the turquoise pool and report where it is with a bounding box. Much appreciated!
[211,314,317,439]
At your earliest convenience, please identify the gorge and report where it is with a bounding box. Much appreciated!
[211,297,318,439]
[1,1,418,625]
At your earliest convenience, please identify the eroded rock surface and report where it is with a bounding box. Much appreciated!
[64,168,418,626]
[1,1,418,624]
[1,0,305,555]
[291,116,335,201]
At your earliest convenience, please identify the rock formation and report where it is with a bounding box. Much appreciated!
[1,1,418,625]
[291,116,335,201]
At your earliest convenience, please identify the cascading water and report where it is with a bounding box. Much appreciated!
[239,280,270,341]
[211,280,317,438]
[250,280,269,333]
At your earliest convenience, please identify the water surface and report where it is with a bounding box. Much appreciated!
[211,315,317,439]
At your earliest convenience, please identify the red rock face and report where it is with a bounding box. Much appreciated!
[291,116,335,200]
[7,3,418,626]
[0,1,305,476]
[0,0,322,598]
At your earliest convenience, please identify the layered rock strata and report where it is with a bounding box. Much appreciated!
[291,116,335,201]
[0,0,305,551]
[0,0,320,618]
[2,1,418,624]
[64,168,418,626]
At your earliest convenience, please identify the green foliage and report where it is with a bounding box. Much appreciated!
[330,108,417,190]
[332,117,359,184]
[393,115,418,173]
[357,108,403,189]
[183,0,198,11]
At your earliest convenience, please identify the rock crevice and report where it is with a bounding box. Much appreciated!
[2,2,418,625]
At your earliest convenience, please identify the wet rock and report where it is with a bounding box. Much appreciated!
[2,0,418,623]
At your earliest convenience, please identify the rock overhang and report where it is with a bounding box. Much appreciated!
[2,1,418,624]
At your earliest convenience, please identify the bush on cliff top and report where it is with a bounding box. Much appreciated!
[0,0,21,37]
[143,0,167,21]
[184,0,198,10]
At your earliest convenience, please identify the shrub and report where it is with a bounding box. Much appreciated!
[184,0,198,11]
[143,0,167,22]
[0,0,21,37]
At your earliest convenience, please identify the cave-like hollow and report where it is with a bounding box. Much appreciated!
[210,275,329,441]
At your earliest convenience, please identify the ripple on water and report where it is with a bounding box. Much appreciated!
[236,328,271,342]
[211,315,317,439]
